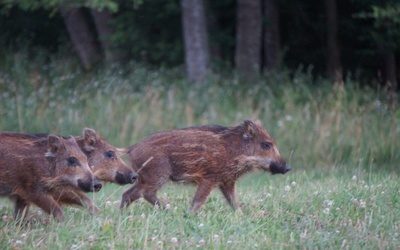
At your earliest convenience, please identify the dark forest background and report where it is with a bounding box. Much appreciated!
[0,0,399,94]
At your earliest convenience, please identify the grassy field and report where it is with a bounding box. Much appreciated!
[0,55,399,249]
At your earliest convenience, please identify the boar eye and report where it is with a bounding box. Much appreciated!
[261,142,272,150]
[67,157,79,167]
[105,151,116,159]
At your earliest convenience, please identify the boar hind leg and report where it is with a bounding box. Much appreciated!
[14,197,30,221]
[31,194,64,221]
[190,180,216,214]
[120,185,143,209]
[219,182,240,211]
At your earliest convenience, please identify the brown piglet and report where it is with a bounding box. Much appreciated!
[0,133,102,221]
[51,128,137,213]
[24,129,137,213]
[120,120,291,213]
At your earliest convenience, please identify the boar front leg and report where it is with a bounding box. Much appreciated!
[219,181,240,211]
[14,197,30,221]
[30,194,64,221]
[54,191,100,214]
[120,184,143,209]
[189,180,216,214]
[143,188,163,208]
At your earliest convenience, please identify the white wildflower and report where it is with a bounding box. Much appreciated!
[359,200,366,208]
[284,185,291,192]
[171,237,178,243]
[88,235,95,243]
[351,198,359,206]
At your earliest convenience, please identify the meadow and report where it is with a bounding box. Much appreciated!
[0,54,399,249]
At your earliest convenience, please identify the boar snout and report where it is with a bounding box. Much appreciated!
[270,160,292,175]
[284,165,292,173]
[116,171,138,185]
[78,178,102,192]
[93,179,102,192]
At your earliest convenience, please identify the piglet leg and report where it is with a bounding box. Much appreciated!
[53,190,100,214]
[190,180,216,214]
[31,194,64,221]
[219,181,240,210]
[14,197,30,221]
[120,184,143,209]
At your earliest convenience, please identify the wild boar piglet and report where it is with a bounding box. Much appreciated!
[0,132,101,221]
[121,120,291,213]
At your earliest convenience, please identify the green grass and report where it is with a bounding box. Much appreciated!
[0,171,399,249]
[0,53,399,249]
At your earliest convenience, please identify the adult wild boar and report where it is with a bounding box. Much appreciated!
[0,133,102,221]
[120,120,291,213]
[17,128,137,213]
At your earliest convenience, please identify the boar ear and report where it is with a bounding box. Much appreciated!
[242,120,257,139]
[46,135,64,158]
[82,128,98,152]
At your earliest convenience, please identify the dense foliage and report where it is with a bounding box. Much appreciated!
[0,0,399,86]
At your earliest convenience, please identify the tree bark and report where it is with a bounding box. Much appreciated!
[263,0,280,70]
[181,0,210,83]
[325,0,342,84]
[60,7,102,69]
[235,0,262,82]
[90,8,123,63]
[384,52,397,97]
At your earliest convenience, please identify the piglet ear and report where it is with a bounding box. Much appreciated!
[83,128,98,145]
[82,128,98,152]
[243,120,257,139]
[46,135,64,157]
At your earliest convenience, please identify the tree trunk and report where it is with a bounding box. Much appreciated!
[384,52,397,97]
[325,0,342,84]
[60,7,102,69]
[235,0,262,82]
[204,2,222,62]
[90,8,123,63]
[263,0,280,71]
[181,0,210,83]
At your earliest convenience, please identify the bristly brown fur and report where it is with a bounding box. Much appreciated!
[0,132,99,221]
[29,128,137,214]
[120,120,291,214]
